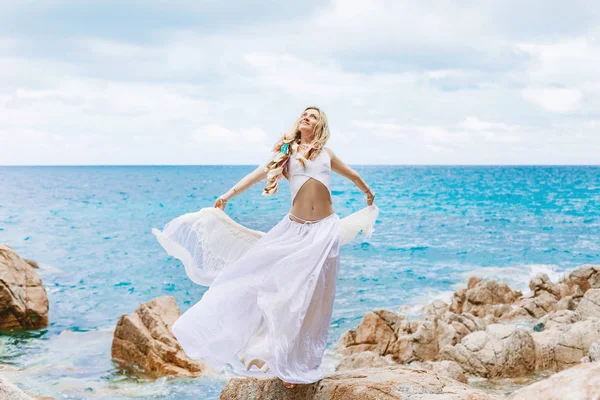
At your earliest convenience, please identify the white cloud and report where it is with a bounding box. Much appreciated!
[193,125,268,145]
[521,87,583,113]
[1,1,599,165]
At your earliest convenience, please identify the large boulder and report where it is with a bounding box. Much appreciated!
[574,288,600,319]
[0,245,48,330]
[440,324,535,378]
[339,310,440,364]
[449,277,521,318]
[111,296,212,378]
[532,317,600,371]
[560,264,600,294]
[508,361,600,400]
[219,366,502,400]
[529,273,562,299]
[339,308,490,365]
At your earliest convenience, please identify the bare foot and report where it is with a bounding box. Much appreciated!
[282,381,296,389]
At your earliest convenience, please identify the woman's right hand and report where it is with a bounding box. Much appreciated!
[213,197,227,210]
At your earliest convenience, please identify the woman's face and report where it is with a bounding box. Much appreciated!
[298,108,320,136]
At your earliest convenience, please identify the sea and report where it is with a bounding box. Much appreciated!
[0,165,599,399]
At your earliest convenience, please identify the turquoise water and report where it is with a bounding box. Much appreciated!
[0,165,599,399]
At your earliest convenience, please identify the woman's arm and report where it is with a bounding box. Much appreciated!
[326,148,375,206]
[214,165,268,209]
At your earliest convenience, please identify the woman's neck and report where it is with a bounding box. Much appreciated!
[299,133,314,145]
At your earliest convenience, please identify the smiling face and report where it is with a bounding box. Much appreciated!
[298,108,320,139]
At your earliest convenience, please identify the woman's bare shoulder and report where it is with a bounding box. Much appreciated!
[324,147,335,158]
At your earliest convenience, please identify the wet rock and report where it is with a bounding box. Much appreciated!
[440,324,535,378]
[111,296,212,378]
[508,361,600,400]
[0,244,49,330]
[219,365,503,400]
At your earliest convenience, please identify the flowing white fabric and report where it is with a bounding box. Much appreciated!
[152,205,378,287]
[152,205,378,384]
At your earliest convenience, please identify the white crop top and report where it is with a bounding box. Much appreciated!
[287,149,332,202]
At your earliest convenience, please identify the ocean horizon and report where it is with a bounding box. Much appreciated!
[1,165,599,399]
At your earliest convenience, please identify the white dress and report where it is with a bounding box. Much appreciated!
[152,150,378,384]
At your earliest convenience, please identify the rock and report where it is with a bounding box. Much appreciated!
[24,394,54,400]
[219,365,503,400]
[24,259,39,269]
[529,273,562,299]
[449,278,521,318]
[339,310,440,364]
[111,296,212,378]
[532,330,558,371]
[512,292,558,319]
[538,309,580,330]
[335,351,393,371]
[440,324,535,378]
[415,360,468,383]
[508,361,600,400]
[0,375,35,400]
[574,288,600,319]
[0,244,49,329]
[555,295,576,311]
[442,312,487,341]
[561,264,600,294]
[423,300,449,319]
[339,310,401,356]
[589,340,600,362]
[433,312,489,353]
[532,318,600,372]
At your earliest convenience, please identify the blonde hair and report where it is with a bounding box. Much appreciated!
[262,106,330,196]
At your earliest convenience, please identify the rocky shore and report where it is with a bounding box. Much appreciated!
[2,243,599,399]
[217,264,600,398]
[0,244,48,330]
[111,296,214,378]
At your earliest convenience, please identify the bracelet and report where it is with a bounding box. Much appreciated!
[218,197,228,204]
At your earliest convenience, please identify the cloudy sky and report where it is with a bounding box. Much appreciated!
[1,0,599,165]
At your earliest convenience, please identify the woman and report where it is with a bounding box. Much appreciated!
[153,106,377,389]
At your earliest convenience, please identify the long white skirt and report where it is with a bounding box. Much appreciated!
[152,205,378,384]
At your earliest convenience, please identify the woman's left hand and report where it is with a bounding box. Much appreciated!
[366,192,375,206]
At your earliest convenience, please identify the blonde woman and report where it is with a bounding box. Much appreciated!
[153,106,378,389]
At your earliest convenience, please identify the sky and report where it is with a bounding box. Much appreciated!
[1,0,599,165]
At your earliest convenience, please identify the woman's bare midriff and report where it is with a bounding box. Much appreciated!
[289,178,334,222]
